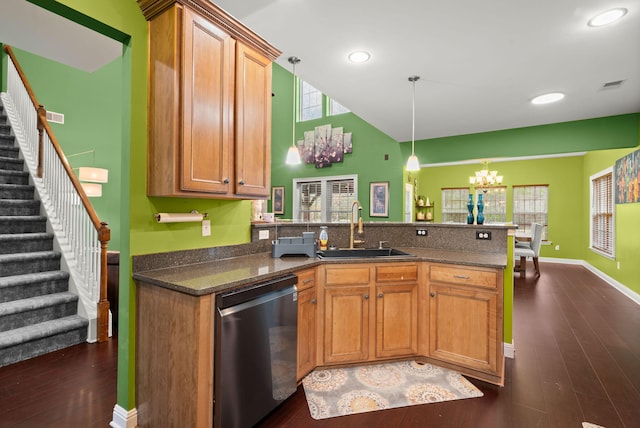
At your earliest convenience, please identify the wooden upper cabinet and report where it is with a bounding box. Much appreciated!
[234,43,272,197]
[181,8,234,194]
[141,0,280,199]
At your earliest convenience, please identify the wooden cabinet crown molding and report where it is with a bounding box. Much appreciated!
[137,0,281,60]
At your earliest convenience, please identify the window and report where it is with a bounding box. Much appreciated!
[477,187,507,224]
[293,175,358,222]
[300,80,322,121]
[590,168,614,258]
[441,188,469,223]
[328,98,350,116]
[513,185,549,240]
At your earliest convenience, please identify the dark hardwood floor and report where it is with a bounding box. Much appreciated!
[0,336,117,428]
[0,262,638,427]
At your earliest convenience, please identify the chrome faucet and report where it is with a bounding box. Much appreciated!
[349,200,365,249]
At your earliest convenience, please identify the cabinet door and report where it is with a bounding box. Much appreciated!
[297,287,317,382]
[234,42,272,197]
[375,283,418,358]
[429,284,498,374]
[323,286,369,364]
[181,8,234,194]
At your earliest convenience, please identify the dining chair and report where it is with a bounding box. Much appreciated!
[514,223,543,278]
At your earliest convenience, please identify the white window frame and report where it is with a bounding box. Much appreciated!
[589,167,615,259]
[477,187,507,224]
[328,98,350,116]
[300,80,322,121]
[513,185,549,240]
[441,188,469,223]
[293,174,358,222]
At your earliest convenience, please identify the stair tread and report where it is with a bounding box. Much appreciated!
[0,170,27,176]
[0,251,60,262]
[0,232,53,241]
[0,292,78,316]
[0,215,46,221]
[0,183,33,190]
[0,315,88,349]
[0,270,69,287]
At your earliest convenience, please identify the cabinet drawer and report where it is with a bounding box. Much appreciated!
[324,265,371,286]
[429,264,498,289]
[375,264,418,283]
[296,268,316,291]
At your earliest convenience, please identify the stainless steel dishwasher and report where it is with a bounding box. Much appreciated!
[214,274,298,428]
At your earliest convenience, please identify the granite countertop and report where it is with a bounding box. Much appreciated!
[133,248,507,296]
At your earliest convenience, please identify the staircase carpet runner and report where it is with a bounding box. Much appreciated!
[0,99,88,367]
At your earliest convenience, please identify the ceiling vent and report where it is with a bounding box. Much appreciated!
[46,110,64,124]
[601,80,625,90]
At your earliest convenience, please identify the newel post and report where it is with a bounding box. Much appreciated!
[97,222,111,343]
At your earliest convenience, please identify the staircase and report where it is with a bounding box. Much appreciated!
[0,102,88,368]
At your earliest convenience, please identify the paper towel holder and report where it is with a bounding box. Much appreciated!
[154,210,209,223]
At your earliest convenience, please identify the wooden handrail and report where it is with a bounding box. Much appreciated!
[3,45,111,342]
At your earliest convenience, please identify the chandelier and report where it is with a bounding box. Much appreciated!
[469,160,503,191]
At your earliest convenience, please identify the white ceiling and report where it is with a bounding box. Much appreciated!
[214,0,640,142]
[2,1,638,143]
[0,0,121,72]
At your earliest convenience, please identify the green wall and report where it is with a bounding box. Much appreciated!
[270,63,404,221]
[402,113,639,164]
[8,48,123,250]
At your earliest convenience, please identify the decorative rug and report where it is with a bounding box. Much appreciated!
[302,360,483,420]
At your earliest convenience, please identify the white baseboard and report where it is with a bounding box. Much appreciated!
[541,257,640,306]
[110,404,137,428]
[503,341,515,359]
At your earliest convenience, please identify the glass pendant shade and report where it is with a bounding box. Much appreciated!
[406,153,420,171]
[286,145,301,165]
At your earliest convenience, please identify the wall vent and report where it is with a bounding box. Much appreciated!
[601,80,624,90]
[46,110,65,124]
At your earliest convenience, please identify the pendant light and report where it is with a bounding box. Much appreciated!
[406,75,420,171]
[285,56,302,165]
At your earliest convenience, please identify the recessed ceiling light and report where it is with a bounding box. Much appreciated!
[348,51,371,63]
[531,92,565,105]
[588,8,628,27]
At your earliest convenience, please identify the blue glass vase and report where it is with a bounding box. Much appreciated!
[467,194,474,224]
[477,193,485,225]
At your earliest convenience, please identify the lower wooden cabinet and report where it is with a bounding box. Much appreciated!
[319,263,419,365]
[426,263,504,385]
[296,268,317,381]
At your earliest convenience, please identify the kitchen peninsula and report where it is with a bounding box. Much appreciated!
[133,223,515,428]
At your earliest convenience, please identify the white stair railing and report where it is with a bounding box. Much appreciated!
[2,45,110,343]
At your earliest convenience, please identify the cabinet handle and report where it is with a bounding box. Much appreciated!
[453,275,471,280]
[311,299,317,304]
[430,292,435,298]
[223,178,229,184]
[303,278,314,284]
[378,293,384,298]
[364,294,369,299]
[239,180,245,185]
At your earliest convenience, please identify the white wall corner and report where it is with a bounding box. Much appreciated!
[504,341,515,359]
[110,404,137,428]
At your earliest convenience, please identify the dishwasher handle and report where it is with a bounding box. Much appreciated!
[216,273,298,309]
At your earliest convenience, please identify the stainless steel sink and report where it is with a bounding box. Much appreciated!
[316,248,414,259]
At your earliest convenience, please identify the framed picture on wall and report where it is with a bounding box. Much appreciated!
[370,181,389,217]
[272,186,285,214]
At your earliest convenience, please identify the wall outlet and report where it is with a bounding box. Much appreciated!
[476,231,491,240]
[555,245,560,251]
[416,229,428,236]
[202,220,211,237]
[258,230,269,240]
[617,261,621,270]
